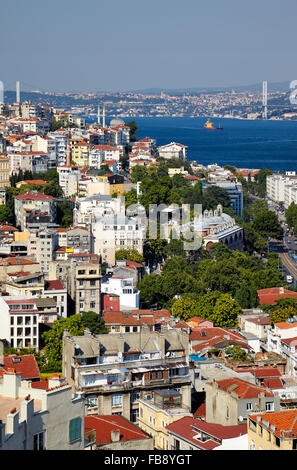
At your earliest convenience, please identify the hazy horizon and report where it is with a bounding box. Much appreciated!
[2,0,297,93]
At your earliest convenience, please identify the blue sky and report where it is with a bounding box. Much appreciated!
[1,0,296,92]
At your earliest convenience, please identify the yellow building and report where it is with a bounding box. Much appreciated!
[0,154,10,187]
[96,174,125,196]
[248,409,297,450]
[4,272,45,297]
[70,141,90,167]
[138,389,192,450]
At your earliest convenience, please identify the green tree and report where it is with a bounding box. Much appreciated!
[126,120,138,141]
[81,311,108,335]
[115,249,144,263]
[172,296,200,321]
[0,205,14,224]
[252,210,283,240]
[225,344,250,361]
[56,199,73,228]
[42,315,84,372]
[234,283,259,309]
[209,293,241,328]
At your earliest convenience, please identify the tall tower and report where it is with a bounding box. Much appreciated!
[66,143,71,167]
[262,80,268,119]
[102,104,106,127]
[97,105,101,125]
[16,81,20,103]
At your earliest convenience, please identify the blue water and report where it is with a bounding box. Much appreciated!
[88,116,297,172]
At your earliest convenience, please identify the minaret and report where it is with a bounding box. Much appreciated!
[97,105,101,125]
[102,104,106,128]
[66,142,71,167]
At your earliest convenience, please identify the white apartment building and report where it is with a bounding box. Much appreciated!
[267,318,297,356]
[0,296,40,349]
[101,275,140,311]
[0,371,85,450]
[266,173,297,206]
[57,164,82,197]
[92,214,145,266]
[89,145,121,169]
[284,184,297,209]
[73,194,125,226]
[35,229,59,277]
[157,142,187,161]
[9,151,49,175]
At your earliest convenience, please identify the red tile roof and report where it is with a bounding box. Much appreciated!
[166,417,247,450]
[211,377,274,399]
[262,378,284,389]
[45,280,65,291]
[1,355,40,380]
[249,409,297,439]
[85,415,150,445]
[15,192,55,201]
[103,309,171,326]
[257,287,297,305]
[0,257,38,265]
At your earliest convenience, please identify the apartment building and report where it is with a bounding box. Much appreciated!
[266,173,297,205]
[73,194,125,226]
[49,253,101,315]
[205,377,280,426]
[166,416,247,450]
[85,414,153,450]
[101,274,140,311]
[89,145,121,168]
[0,296,40,349]
[92,214,145,266]
[248,409,297,450]
[75,259,101,314]
[14,192,56,231]
[0,256,41,283]
[57,164,82,197]
[71,141,90,167]
[34,229,59,277]
[62,326,191,424]
[9,151,48,175]
[138,388,192,450]
[0,371,85,450]
[44,279,67,319]
[48,132,69,166]
[158,142,187,161]
[0,154,10,186]
[206,181,244,217]
[103,309,172,333]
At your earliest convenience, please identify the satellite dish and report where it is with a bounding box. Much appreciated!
[238,416,243,422]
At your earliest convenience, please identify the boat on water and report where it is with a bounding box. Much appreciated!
[204,119,223,130]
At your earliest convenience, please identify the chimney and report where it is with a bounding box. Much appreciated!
[6,408,19,435]
[279,287,284,294]
[110,430,120,442]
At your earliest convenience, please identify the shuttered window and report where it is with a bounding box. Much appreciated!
[69,417,81,443]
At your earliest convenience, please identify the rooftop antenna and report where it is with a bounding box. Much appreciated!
[16,81,20,103]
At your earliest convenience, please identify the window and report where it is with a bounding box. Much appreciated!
[33,431,45,450]
[246,402,253,411]
[112,393,122,407]
[69,417,81,443]
[266,402,274,412]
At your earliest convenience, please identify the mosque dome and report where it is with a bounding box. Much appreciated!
[109,118,125,128]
